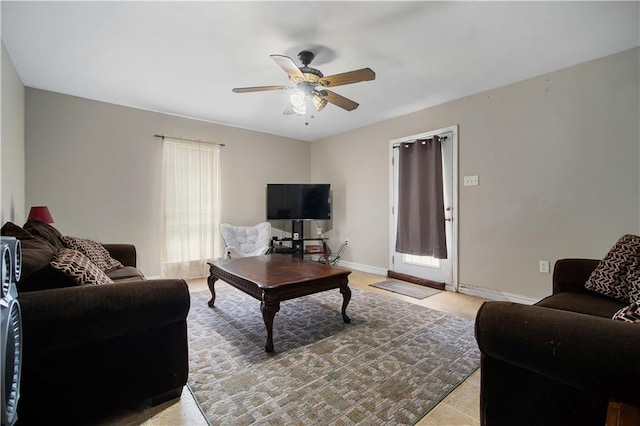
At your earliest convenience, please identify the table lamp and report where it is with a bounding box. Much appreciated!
[27,206,54,224]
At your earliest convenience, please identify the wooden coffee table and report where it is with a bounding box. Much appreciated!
[207,254,352,352]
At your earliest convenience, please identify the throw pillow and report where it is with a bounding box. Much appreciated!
[61,236,123,272]
[612,302,640,323]
[23,218,65,250]
[1,221,58,281]
[2,221,78,292]
[624,261,640,303]
[50,248,113,285]
[584,234,640,303]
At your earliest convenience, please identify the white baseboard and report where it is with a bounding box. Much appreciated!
[339,262,538,304]
[456,283,539,305]
[338,260,388,277]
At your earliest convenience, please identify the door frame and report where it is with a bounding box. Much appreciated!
[388,124,459,292]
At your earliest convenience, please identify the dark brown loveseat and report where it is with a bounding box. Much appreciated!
[475,258,640,426]
[2,221,190,425]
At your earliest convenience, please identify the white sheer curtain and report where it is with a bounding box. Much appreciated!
[161,138,222,278]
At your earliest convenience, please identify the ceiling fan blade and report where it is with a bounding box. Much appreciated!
[232,85,291,93]
[321,90,359,111]
[271,55,305,83]
[320,68,375,87]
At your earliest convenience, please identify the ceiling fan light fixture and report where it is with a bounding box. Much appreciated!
[293,103,306,115]
[290,91,306,108]
[312,93,328,112]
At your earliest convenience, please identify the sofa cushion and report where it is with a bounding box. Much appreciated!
[536,292,626,319]
[106,266,145,281]
[50,248,113,285]
[23,218,65,250]
[61,236,123,272]
[612,302,640,323]
[584,234,640,303]
[19,264,79,292]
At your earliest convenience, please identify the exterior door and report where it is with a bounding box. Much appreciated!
[389,125,458,290]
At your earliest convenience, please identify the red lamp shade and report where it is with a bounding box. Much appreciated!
[27,206,54,224]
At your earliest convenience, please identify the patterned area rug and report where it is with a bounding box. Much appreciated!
[187,287,479,425]
[370,279,441,299]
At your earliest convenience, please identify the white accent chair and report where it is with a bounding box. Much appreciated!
[219,222,272,259]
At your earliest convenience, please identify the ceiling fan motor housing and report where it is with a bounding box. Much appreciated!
[297,50,315,66]
[297,51,323,82]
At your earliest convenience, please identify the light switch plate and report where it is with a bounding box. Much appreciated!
[464,175,479,186]
[540,261,550,273]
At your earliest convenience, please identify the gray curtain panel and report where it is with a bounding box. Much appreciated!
[395,136,447,258]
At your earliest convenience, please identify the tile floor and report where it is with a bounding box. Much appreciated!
[106,270,487,425]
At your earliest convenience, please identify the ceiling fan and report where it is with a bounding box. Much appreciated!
[232,50,375,115]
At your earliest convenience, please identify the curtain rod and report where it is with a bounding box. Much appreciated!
[392,133,448,149]
[154,134,225,147]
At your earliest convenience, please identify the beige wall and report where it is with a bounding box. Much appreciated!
[311,47,640,301]
[15,47,640,299]
[25,89,310,276]
[1,42,26,224]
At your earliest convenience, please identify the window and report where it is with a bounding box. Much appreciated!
[402,254,440,268]
[161,138,221,278]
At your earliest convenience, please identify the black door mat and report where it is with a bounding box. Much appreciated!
[370,279,442,299]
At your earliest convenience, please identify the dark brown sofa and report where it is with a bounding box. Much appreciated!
[2,221,190,425]
[475,259,640,426]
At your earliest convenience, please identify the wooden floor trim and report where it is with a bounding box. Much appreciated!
[387,270,445,291]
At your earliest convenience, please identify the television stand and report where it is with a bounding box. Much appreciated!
[273,246,296,254]
[272,220,328,262]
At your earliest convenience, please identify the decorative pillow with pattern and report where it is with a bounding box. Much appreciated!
[612,302,640,323]
[50,248,113,285]
[61,236,123,272]
[584,234,640,303]
[624,260,640,303]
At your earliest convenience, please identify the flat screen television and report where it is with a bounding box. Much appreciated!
[267,184,331,220]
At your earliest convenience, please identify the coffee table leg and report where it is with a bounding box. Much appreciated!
[261,301,280,352]
[207,275,217,307]
[340,285,351,324]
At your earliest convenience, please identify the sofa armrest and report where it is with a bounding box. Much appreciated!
[552,258,600,295]
[19,279,189,354]
[475,301,640,406]
[18,279,190,423]
[102,243,137,267]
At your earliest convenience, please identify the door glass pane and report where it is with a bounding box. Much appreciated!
[402,254,440,268]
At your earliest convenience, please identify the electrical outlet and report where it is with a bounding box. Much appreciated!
[540,260,550,274]
[344,239,349,245]
[463,175,479,186]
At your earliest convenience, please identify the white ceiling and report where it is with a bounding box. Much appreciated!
[2,1,639,142]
